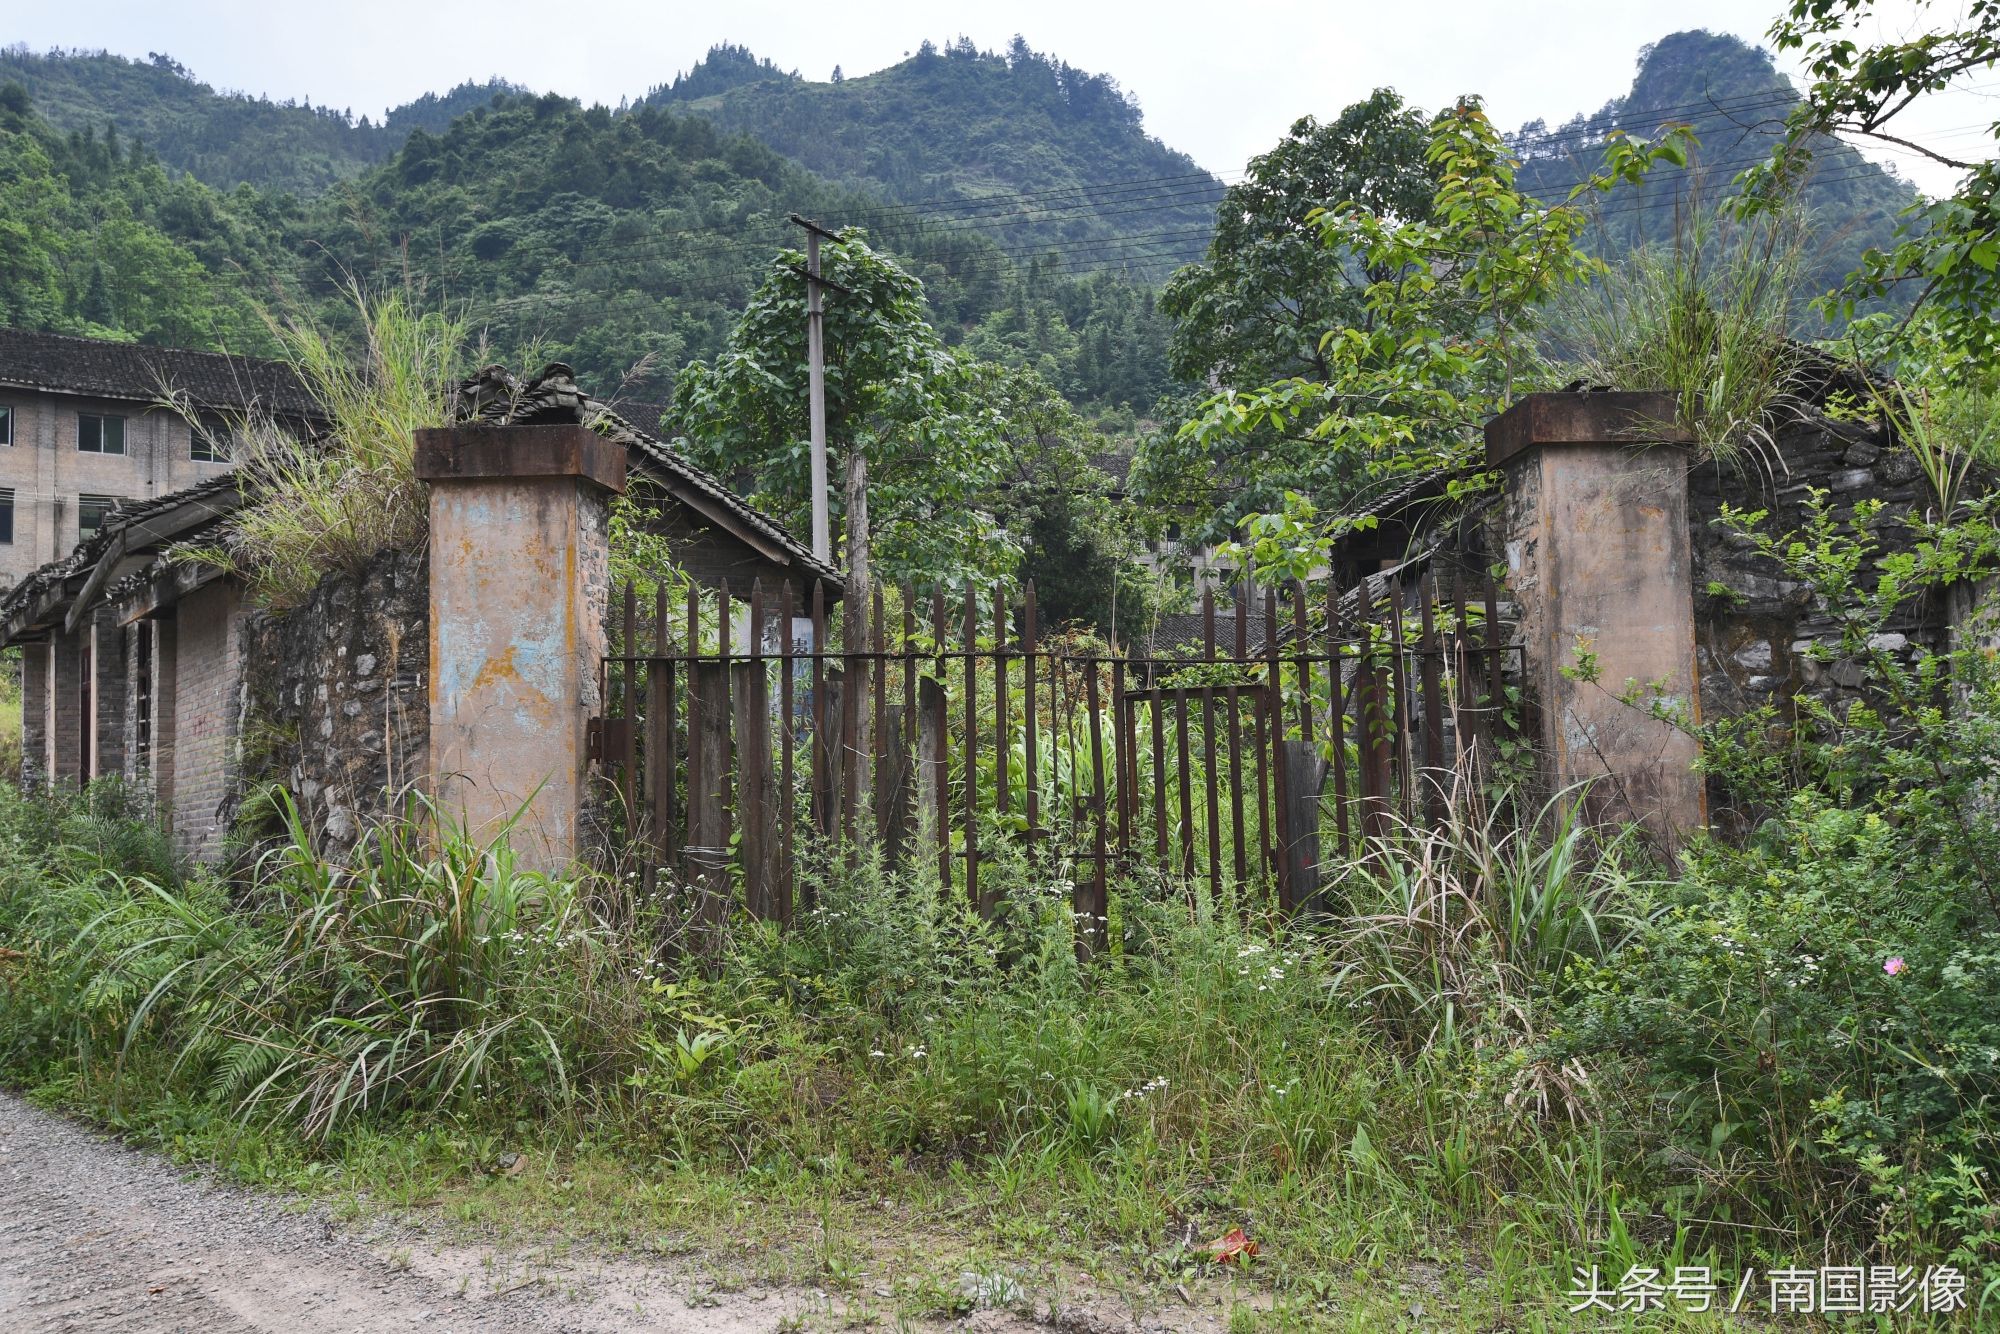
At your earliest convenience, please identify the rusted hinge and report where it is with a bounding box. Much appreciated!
[586,716,631,764]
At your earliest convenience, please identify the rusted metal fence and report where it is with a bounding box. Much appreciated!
[593,562,1514,942]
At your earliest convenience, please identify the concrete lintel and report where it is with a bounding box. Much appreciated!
[1485,392,1690,469]
[414,423,627,494]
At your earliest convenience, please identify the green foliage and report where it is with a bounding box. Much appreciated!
[649,38,1217,276]
[0,48,520,195]
[1743,2,1998,356]
[1517,29,1913,310]
[1553,489,2000,1262]
[1548,193,1812,459]
[0,786,648,1138]
[670,231,1009,582]
[965,363,1158,634]
[1174,104,1687,512]
[0,80,283,347]
[1139,91,1438,538]
[176,289,466,608]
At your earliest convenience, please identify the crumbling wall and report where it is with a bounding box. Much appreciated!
[244,548,428,856]
[1690,414,1934,729]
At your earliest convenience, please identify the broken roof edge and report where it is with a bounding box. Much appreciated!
[450,363,843,592]
[0,474,245,644]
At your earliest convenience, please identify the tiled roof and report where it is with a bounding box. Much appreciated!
[0,474,243,636]
[452,363,843,588]
[0,326,318,417]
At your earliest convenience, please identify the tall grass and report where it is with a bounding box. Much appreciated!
[3,789,648,1138]
[1549,197,1810,464]
[177,287,468,609]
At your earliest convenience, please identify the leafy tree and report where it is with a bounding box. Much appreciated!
[1744,0,1999,361]
[965,364,1155,634]
[1138,91,1440,540]
[669,230,1008,587]
[1174,102,1692,560]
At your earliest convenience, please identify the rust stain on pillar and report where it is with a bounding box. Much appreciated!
[415,423,626,870]
[1487,392,1705,851]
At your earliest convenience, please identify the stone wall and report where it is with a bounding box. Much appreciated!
[244,547,428,856]
[1690,413,1931,725]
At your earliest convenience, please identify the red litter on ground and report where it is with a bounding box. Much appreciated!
[1203,1228,1258,1264]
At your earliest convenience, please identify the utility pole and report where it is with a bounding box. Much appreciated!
[787,213,874,834]
[789,213,841,566]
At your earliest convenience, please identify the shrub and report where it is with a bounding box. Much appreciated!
[1550,488,2000,1264]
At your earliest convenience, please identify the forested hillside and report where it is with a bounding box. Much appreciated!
[0,28,1921,419]
[0,79,1175,413]
[0,81,295,348]
[0,47,521,195]
[1510,30,1914,299]
[648,39,1221,276]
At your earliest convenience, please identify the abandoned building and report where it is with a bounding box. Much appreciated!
[0,327,318,590]
[0,324,1975,874]
[0,362,838,862]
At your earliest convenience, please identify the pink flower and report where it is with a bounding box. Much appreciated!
[1884,957,1906,977]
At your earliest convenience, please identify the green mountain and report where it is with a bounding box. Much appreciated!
[647,39,1222,277]
[1510,29,1916,300]
[0,75,1174,412]
[0,47,520,195]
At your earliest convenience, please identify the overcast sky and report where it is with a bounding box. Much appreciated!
[8,0,1988,197]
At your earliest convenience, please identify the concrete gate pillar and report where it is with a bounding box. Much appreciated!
[414,423,625,871]
[1486,392,1704,851]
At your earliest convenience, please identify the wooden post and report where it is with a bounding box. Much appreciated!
[777,581,795,925]
[1265,585,1291,911]
[962,586,981,913]
[931,588,952,893]
[994,586,1010,823]
[1327,578,1349,860]
[810,580,829,843]
[1023,582,1039,859]
[1201,587,1221,905]
[1084,657,1109,958]
[1418,574,1447,822]
[647,585,676,868]
[688,661,733,956]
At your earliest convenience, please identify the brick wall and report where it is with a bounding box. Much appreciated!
[20,640,47,787]
[88,614,125,780]
[49,625,83,785]
[168,581,244,861]
[0,389,238,590]
[154,619,177,816]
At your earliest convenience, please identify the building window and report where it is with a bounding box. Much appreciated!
[78,413,125,455]
[78,494,120,541]
[191,412,232,463]
[0,404,12,446]
[0,489,12,545]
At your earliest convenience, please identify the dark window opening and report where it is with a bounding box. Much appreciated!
[135,625,153,766]
[191,412,232,463]
[0,404,13,446]
[78,413,125,455]
[78,494,120,542]
[0,489,13,545]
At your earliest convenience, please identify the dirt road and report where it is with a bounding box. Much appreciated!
[0,1092,1219,1333]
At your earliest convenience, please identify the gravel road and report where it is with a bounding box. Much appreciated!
[0,1091,1221,1334]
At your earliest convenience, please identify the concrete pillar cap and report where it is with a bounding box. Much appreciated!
[414,422,627,494]
[1485,391,1690,468]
